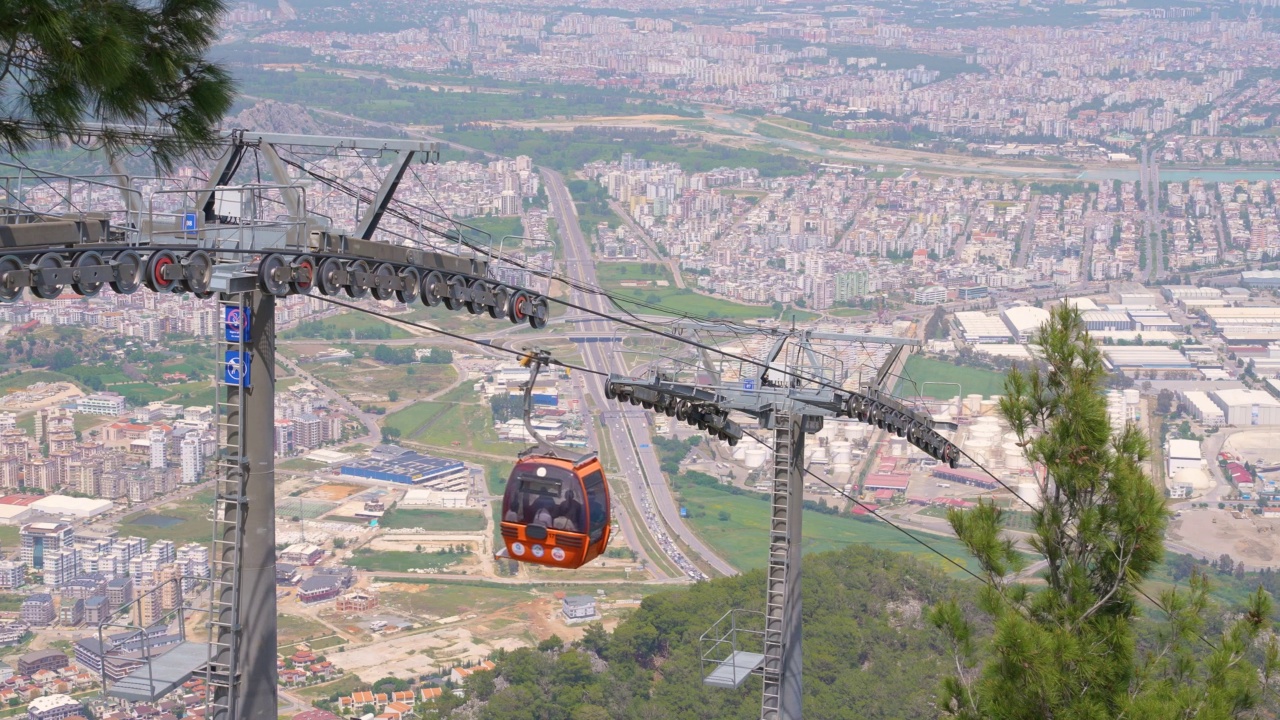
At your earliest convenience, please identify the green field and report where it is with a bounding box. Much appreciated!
[594,262,772,320]
[279,634,347,657]
[679,483,978,575]
[827,307,871,318]
[282,311,412,341]
[109,382,173,404]
[411,402,526,456]
[309,362,455,403]
[277,614,334,645]
[379,507,486,532]
[380,583,536,619]
[343,549,467,572]
[294,674,368,702]
[0,370,75,391]
[0,526,16,548]
[278,458,327,472]
[464,215,524,246]
[381,401,449,439]
[894,355,1008,399]
[118,490,215,544]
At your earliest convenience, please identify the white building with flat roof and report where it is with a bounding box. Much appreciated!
[954,312,1014,344]
[1211,388,1280,426]
[75,392,126,416]
[1166,439,1203,476]
[1001,306,1050,343]
[29,495,113,519]
[1180,391,1225,426]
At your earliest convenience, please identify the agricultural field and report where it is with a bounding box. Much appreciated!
[378,507,486,532]
[895,355,1007,399]
[343,549,469,572]
[381,401,449,440]
[679,483,978,576]
[594,262,771,320]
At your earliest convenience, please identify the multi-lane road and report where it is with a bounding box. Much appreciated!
[542,169,738,579]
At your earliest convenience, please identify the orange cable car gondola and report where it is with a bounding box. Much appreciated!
[499,351,610,569]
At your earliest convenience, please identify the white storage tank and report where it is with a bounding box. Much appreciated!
[1017,481,1041,508]
[1123,388,1141,406]
[965,394,983,414]
[744,446,768,468]
[830,441,853,466]
[1003,441,1028,470]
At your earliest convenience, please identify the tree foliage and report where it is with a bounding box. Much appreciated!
[468,545,966,719]
[929,305,1278,719]
[1,0,235,167]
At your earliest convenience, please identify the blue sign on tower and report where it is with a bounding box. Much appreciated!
[224,306,251,343]
[223,351,251,387]
[743,378,756,392]
[182,212,198,233]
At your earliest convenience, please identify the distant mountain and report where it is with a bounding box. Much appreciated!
[456,545,970,720]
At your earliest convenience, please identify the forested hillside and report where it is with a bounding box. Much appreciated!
[437,545,968,720]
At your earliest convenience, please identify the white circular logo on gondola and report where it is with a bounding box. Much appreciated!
[511,542,525,556]
[531,544,545,558]
[551,547,566,562]
[226,356,246,382]
[536,467,547,477]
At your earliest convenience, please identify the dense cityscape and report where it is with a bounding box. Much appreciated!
[3,0,1280,719]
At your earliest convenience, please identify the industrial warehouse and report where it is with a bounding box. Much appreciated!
[339,445,467,486]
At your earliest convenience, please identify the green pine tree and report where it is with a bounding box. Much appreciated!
[930,305,1279,719]
[0,0,234,167]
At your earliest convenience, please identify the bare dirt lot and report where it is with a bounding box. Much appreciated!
[1167,509,1280,568]
[311,483,364,501]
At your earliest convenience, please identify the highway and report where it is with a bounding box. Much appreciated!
[542,168,738,579]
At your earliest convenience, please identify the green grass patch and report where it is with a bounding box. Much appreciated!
[118,490,214,545]
[0,370,75,391]
[64,364,130,386]
[277,614,333,645]
[464,215,524,245]
[379,507,485,532]
[444,126,805,178]
[381,401,449,439]
[380,583,533,619]
[679,483,978,576]
[594,262,771,320]
[827,307,871,318]
[310,362,455,403]
[412,402,526,456]
[344,549,467,572]
[167,381,218,408]
[895,355,1008,399]
[0,526,17,548]
[109,383,173,404]
[282,311,412,341]
[0,594,27,612]
[279,458,327,472]
[294,674,369,701]
[279,634,347,657]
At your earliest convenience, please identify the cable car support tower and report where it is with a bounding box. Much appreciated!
[0,129,554,720]
[604,328,961,720]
